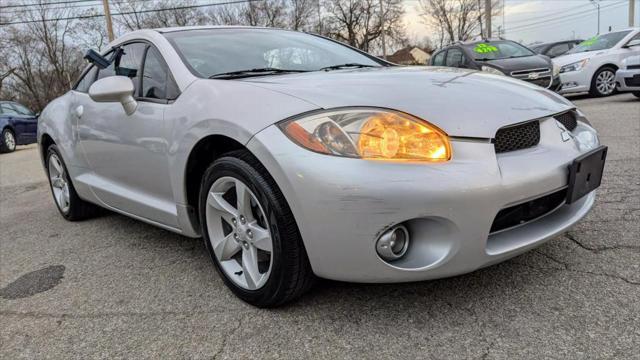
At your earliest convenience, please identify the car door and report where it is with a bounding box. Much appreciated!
[73,42,179,228]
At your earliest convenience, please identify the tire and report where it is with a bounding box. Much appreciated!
[633,91,640,99]
[0,128,16,153]
[198,150,314,307]
[589,67,617,97]
[46,144,101,221]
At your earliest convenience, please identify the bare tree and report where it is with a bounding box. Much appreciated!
[418,0,501,47]
[323,0,405,53]
[112,0,207,32]
[1,2,84,111]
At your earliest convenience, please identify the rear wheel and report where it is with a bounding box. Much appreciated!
[589,67,617,97]
[198,150,314,307]
[46,145,100,220]
[0,128,16,153]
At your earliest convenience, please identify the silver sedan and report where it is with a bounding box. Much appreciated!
[38,27,606,307]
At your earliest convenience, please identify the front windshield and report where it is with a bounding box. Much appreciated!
[464,41,535,60]
[164,28,382,78]
[567,31,632,54]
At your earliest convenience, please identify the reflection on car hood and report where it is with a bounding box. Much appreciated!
[553,51,602,66]
[242,66,573,138]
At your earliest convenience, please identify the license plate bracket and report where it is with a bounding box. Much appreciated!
[566,145,607,204]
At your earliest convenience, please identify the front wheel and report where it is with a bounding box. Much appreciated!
[589,67,617,97]
[46,145,101,220]
[198,150,314,307]
[0,128,16,153]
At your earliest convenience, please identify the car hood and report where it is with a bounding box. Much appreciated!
[242,66,573,138]
[481,54,552,73]
[553,51,601,66]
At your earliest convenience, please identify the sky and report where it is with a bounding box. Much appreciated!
[402,0,639,45]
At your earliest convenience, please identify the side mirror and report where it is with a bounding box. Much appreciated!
[624,39,640,48]
[88,76,137,115]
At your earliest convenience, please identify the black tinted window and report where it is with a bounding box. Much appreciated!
[142,47,171,99]
[75,66,98,93]
[445,48,464,67]
[97,42,146,95]
[432,51,445,66]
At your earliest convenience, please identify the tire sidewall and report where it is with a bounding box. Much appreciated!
[199,155,288,304]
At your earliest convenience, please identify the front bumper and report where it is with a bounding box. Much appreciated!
[558,70,591,94]
[615,68,640,91]
[248,117,599,282]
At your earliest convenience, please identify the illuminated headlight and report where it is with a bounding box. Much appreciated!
[553,63,560,77]
[278,108,452,162]
[480,66,505,76]
[560,59,589,73]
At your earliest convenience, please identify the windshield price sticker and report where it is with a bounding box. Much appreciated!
[474,43,498,54]
[580,36,599,46]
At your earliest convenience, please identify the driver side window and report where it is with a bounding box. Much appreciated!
[445,48,465,68]
[96,42,146,96]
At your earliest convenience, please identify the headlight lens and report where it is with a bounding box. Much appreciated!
[480,65,505,76]
[560,59,589,73]
[279,109,451,162]
[552,63,560,77]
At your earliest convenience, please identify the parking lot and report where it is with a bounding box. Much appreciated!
[0,93,638,359]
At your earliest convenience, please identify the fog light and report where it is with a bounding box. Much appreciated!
[376,225,409,261]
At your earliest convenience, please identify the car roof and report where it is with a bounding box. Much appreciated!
[153,25,284,33]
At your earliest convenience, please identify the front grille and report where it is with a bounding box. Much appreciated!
[490,188,567,233]
[494,120,540,153]
[554,111,577,131]
[511,68,552,89]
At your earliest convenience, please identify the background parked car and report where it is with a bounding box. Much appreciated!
[615,55,640,98]
[430,39,561,91]
[554,28,640,97]
[0,101,38,153]
[530,40,583,58]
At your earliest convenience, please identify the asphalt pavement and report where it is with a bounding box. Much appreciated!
[1,93,639,359]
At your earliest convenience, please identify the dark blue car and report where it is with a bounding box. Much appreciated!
[0,101,38,153]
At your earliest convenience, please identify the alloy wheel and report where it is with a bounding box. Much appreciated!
[48,154,70,213]
[4,131,15,151]
[205,176,273,290]
[595,70,616,96]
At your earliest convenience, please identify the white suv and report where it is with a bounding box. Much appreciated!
[554,28,640,97]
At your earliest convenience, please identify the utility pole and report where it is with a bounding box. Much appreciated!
[380,0,387,60]
[485,0,492,38]
[102,0,114,42]
[590,0,600,34]
[630,0,636,27]
[317,0,322,34]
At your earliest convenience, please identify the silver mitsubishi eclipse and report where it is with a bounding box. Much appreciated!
[38,26,607,307]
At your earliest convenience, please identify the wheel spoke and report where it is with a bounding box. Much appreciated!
[208,191,238,215]
[249,222,272,253]
[242,247,261,290]
[234,180,253,220]
[214,233,241,261]
[56,189,65,208]
[50,157,63,175]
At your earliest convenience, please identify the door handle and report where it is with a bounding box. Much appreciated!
[74,105,84,118]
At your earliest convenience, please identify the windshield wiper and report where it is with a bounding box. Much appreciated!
[319,63,377,71]
[209,68,309,79]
